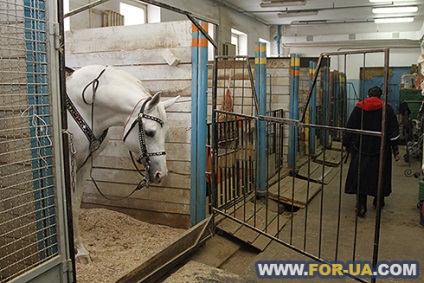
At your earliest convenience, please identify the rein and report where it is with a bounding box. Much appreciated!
[66,68,166,200]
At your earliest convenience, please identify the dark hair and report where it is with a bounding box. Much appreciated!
[368,86,382,98]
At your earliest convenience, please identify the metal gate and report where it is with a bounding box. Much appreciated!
[0,1,72,282]
[210,49,391,283]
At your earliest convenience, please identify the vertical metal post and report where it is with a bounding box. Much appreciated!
[372,49,390,282]
[190,22,199,225]
[277,25,281,57]
[255,42,267,196]
[197,21,208,222]
[56,0,77,280]
[333,70,341,131]
[339,72,346,127]
[288,54,300,169]
[309,61,317,156]
[190,20,208,225]
[333,71,339,128]
[322,66,330,147]
[211,59,219,212]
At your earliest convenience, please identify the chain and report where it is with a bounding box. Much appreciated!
[64,130,77,192]
[70,158,76,192]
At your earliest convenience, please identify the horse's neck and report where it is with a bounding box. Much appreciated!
[68,87,144,138]
[67,67,149,137]
[92,87,145,133]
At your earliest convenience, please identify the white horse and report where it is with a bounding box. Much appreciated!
[66,65,179,263]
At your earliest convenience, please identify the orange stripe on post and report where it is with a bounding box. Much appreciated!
[290,70,300,76]
[198,38,208,47]
[192,38,199,47]
[192,23,208,32]
[192,38,208,47]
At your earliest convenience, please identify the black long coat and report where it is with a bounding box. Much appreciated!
[343,97,400,197]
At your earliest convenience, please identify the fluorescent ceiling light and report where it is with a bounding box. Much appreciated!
[260,0,306,8]
[278,10,318,17]
[372,6,418,14]
[374,17,414,23]
[291,19,327,25]
[370,0,412,2]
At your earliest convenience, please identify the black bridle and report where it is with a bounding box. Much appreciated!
[123,96,166,186]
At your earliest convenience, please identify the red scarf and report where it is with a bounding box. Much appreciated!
[356,97,383,111]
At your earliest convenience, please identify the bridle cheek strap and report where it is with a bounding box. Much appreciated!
[123,97,166,168]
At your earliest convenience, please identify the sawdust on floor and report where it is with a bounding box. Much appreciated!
[162,260,254,283]
[76,208,185,283]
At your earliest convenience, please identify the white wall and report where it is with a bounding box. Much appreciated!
[159,0,270,57]
[69,0,119,30]
[67,0,271,57]
[269,19,424,61]
[267,20,424,80]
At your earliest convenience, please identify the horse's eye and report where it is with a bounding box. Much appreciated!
[145,130,155,138]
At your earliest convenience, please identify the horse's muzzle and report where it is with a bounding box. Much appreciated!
[137,156,166,184]
[152,171,165,184]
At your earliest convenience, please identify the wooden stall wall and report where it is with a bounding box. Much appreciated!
[65,21,192,228]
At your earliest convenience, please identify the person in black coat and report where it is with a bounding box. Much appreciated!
[343,86,400,217]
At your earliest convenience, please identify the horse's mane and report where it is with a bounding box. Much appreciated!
[108,66,151,97]
[108,66,168,121]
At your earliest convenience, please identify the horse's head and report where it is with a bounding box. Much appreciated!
[123,92,179,184]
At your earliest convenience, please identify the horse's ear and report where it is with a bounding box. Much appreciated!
[147,92,162,110]
[162,95,180,110]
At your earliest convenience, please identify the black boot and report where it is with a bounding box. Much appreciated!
[373,197,385,208]
[356,194,367,218]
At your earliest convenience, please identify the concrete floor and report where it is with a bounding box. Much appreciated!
[167,148,424,283]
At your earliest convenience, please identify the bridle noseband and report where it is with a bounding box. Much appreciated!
[122,95,166,183]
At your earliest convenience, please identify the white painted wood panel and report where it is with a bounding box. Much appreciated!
[65,21,192,54]
[66,47,192,67]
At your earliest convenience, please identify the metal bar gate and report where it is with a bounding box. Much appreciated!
[0,1,72,282]
[210,49,392,283]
